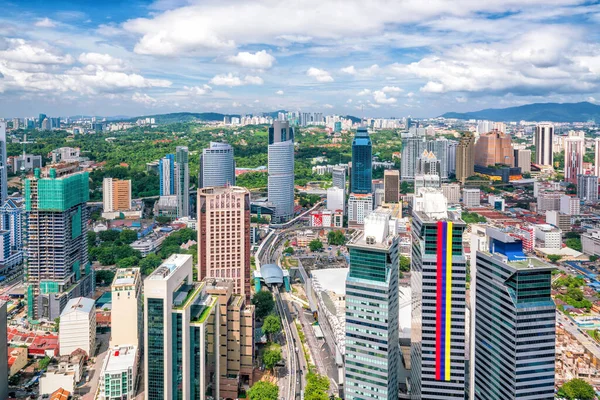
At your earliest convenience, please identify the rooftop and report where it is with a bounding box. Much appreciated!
[61,297,95,316]
[148,254,192,280]
[198,185,249,195]
[481,250,552,270]
[102,345,137,374]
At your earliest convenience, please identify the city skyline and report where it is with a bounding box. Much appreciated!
[1,1,599,118]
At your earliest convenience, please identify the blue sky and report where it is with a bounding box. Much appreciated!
[1,0,600,118]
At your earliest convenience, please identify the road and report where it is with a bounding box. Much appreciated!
[274,286,299,400]
[77,332,110,399]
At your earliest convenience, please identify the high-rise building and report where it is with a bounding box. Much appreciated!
[441,183,461,204]
[455,133,475,183]
[159,154,175,196]
[59,297,96,357]
[344,211,399,400]
[175,146,190,217]
[144,254,221,400]
[0,301,7,400]
[384,169,400,203]
[332,166,347,191]
[462,188,481,207]
[351,127,372,194]
[0,122,8,205]
[25,167,94,321]
[0,197,24,252]
[577,174,599,202]
[513,148,531,173]
[110,268,142,348]
[537,191,562,212]
[197,186,251,299]
[564,137,584,184]
[474,131,514,167]
[473,228,555,400]
[428,138,449,180]
[102,178,132,213]
[326,186,345,213]
[200,142,235,188]
[535,124,554,167]
[268,121,295,223]
[595,138,600,179]
[447,141,458,175]
[559,194,580,216]
[401,135,427,181]
[411,189,467,399]
[38,113,47,129]
[348,193,373,227]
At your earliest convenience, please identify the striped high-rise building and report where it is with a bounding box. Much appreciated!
[410,189,467,399]
[199,142,235,189]
[158,154,175,196]
[535,124,554,167]
[175,146,190,217]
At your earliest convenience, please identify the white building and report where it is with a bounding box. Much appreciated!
[537,191,562,212]
[326,187,345,213]
[441,183,461,204]
[98,345,138,400]
[583,229,600,257]
[59,297,96,357]
[534,124,554,167]
[310,210,343,228]
[577,174,599,202]
[131,234,166,257]
[110,269,142,348]
[462,188,481,207]
[347,193,373,227]
[534,224,562,250]
[559,195,580,216]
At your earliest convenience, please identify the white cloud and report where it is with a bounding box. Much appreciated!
[588,96,598,103]
[226,50,275,69]
[182,85,213,95]
[347,99,353,103]
[132,92,157,105]
[276,90,284,95]
[78,53,126,71]
[35,18,56,28]
[0,39,73,65]
[368,103,381,108]
[456,96,468,103]
[232,101,241,107]
[209,73,264,86]
[306,67,333,83]
[373,90,397,104]
[341,64,380,77]
[324,104,334,109]
[406,92,415,98]
[382,86,403,94]
[357,89,371,96]
[341,66,357,75]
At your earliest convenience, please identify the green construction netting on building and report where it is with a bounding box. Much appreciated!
[72,260,81,281]
[71,206,82,239]
[25,172,90,211]
[27,285,34,319]
[40,281,59,294]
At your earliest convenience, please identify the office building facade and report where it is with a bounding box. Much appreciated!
[455,133,475,183]
[577,174,599,202]
[0,123,7,205]
[175,146,190,217]
[344,212,399,400]
[332,166,347,191]
[564,137,584,184]
[197,186,251,300]
[200,142,235,189]
[351,127,373,194]
[474,131,514,167]
[348,193,373,227]
[474,228,555,400]
[103,178,132,213]
[25,167,94,321]
[159,154,175,196]
[268,121,295,223]
[513,149,531,173]
[383,169,400,203]
[401,135,427,181]
[535,124,554,167]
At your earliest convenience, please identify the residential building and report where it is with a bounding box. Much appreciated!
[159,154,175,196]
[447,141,457,175]
[534,224,562,249]
[414,174,440,192]
[564,137,584,184]
[39,354,85,395]
[110,268,142,348]
[474,130,514,167]
[401,135,427,181]
[59,297,96,357]
[103,178,132,213]
[546,211,571,232]
[25,167,94,321]
[351,127,373,194]
[332,166,347,191]
[0,197,24,251]
[473,228,555,400]
[326,186,345,213]
[50,147,81,164]
[429,137,449,180]
[12,153,42,173]
[383,169,400,203]
[348,193,373,227]
[197,186,251,300]
[268,121,295,223]
[577,174,599,202]
[416,150,440,176]
[99,345,139,400]
[144,254,221,400]
[175,146,190,217]
[0,123,7,205]
[582,229,600,256]
[513,148,531,173]
[455,133,475,183]
[441,183,460,204]
[537,191,562,212]
[344,211,399,400]
[535,124,554,167]
[200,142,235,188]
[0,301,7,400]
[411,189,467,399]
[462,188,481,207]
[559,194,580,216]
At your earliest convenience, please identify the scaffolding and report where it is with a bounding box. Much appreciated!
[25,172,89,212]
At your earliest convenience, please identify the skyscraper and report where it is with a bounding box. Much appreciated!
[159,154,175,196]
[0,301,7,400]
[513,148,531,173]
[428,138,449,180]
[535,124,554,167]
[344,211,399,400]
[268,121,295,222]
[577,174,599,202]
[25,166,94,320]
[474,130,514,167]
[332,166,347,191]
[200,142,235,188]
[102,178,132,213]
[175,146,190,217]
[0,122,8,205]
[455,133,475,183]
[473,227,555,400]
[401,135,427,181]
[411,189,467,399]
[564,137,584,184]
[351,127,372,194]
[447,141,457,175]
[197,186,251,300]
[383,169,400,203]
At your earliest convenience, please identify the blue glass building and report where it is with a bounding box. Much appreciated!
[158,154,175,196]
[351,127,372,194]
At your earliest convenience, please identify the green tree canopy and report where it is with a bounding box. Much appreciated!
[95,270,115,286]
[309,239,324,252]
[557,378,596,400]
[248,381,279,400]
[399,255,411,272]
[327,230,346,246]
[98,229,120,242]
[119,229,138,244]
[547,254,563,263]
[262,346,282,371]
[139,253,163,275]
[304,372,331,400]
[252,290,275,320]
[284,247,294,255]
[262,315,282,339]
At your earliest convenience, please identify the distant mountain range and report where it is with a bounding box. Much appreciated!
[441,101,600,123]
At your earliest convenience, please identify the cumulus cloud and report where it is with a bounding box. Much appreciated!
[373,90,397,104]
[209,73,264,86]
[382,86,403,94]
[132,92,157,105]
[276,90,284,95]
[306,67,333,82]
[226,50,275,69]
[341,66,357,75]
[78,53,126,71]
[35,18,56,28]
[182,85,213,95]
[357,89,371,96]
[0,38,73,65]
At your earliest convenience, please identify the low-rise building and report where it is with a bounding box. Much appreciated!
[39,354,86,395]
[130,233,167,257]
[347,193,373,227]
[546,211,571,232]
[534,224,562,250]
[310,210,343,228]
[462,188,480,207]
[583,229,600,257]
[441,183,461,204]
[98,345,138,400]
[59,297,96,357]
[7,347,27,376]
[538,191,562,212]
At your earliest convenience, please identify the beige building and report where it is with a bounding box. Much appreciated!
[110,268,142,348]
[456,133,475,183]
[383,170,400,203]
[205,279,255,400]
[59,297,96,357]
[197,186,251,300]
[474,130,514,167]
[8,347,27,376]
[103,178,132,213]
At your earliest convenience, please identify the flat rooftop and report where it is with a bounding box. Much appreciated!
[149,254,192,280]
[103,345,137,373]
[481,251,552,270]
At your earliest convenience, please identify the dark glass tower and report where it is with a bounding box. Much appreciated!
[351,127,372,194]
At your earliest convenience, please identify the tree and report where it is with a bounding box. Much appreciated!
[248,381,279,400]
[98,229,120,242]
[304,372,331,400]
[327,230,346,246]
[262,315,282,340]
[252,290,275,320]
[557,378,596,400]
[87,231,97,248]
[95,269,115,286]
[399,255,410,272]
[284,247,294,255]
[309,239,324,252]
[566,238,582,252]
[262,346,282,371]
[547,254,563,263]
[590,255,599,262]
[139,253,162,275]
[119,229,138,244]
[38,356,51,370]
[117,256,139,268]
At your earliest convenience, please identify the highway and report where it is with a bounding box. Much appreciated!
[274,286,299,400]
